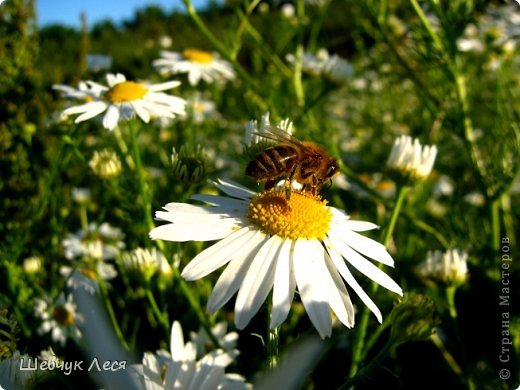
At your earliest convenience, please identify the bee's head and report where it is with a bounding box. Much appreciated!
[324,158,339,179]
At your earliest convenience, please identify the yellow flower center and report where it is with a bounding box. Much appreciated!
[248,190,332,240]
[104,81,148,103]
[182,48,214,63]
[52,305,75,326]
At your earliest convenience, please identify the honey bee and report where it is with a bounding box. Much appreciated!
[246,125,339,196]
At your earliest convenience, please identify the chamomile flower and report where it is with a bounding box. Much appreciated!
[386,135,437,181]
[61,73,186,130]
[153,49,235,86]
[416,249,469,285]
[134,321,248,390]
[34,294,83,346]
[150,179,402,339]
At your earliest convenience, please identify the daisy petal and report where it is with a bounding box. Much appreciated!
[342,230,394,266]
[207,232,267,313]
[328,231,402,296]
[271,240,296,328]
[234,235,282,329]
[293,239,332,339]
[325,237,382,323]
[182,228,264,281]
[102,105,120,130]
[149,218,241,242]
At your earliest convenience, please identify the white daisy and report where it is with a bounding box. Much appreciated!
[417,249,469,285]
[134,321,249,390]
[386,135,437,181]
[189,321,239,357]
[286,49,354,83]
[62,222,125,261]
[34,294,83,346]
[153,49,235,86]
[60,73,186,130]
[120,247,171,281]
[150,179,402,339]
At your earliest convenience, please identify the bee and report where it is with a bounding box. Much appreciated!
[246,125,339,197]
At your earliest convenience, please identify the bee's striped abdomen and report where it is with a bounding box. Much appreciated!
[246,144,297,180]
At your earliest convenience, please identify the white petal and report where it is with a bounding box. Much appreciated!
[212,178,256,199]
[328,231,402,296]
[234,235,282,329]
[102,105,120,130]
[292,239,332,339]
[149,80,181,91]
[207,232,268,313]
[170,321,186,361]
[270,240,296,328]
[182,228,263,281]
[340,229,394,266]
[342,220,379,232]
[308,240,355,329]
[132,101,151,123]
[150,218,241,242]
[324,237,382,323]
[191,194,249,208]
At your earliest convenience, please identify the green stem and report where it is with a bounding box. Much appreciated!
[490,198,500,252]
[430,332,463,376]
[293,0,305,108]
[146,289,170,335]
[342,336,394,389]
[98,278,129,350]
[113,125,135,170]
[127,120,154,232]
[347,185,409,380]
[79,204,88,231]
[182,0,268,109]
[266,298,280,368]
[267,326,280,369]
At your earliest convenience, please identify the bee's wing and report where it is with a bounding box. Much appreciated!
[254,125,316,153]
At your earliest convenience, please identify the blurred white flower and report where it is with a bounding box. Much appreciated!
[387,135,437,181]
[417,249,469,285]
[286,49,354,83]
[34,294,83,346]
[188,94,217,123]
[134,321,249,389]
[190,322,239,357]
[62,222,125,261]
[120,247,171,281]
[60,73,186,130]
[154,49,235,86]
[150,179,402,338]
[71,187,91,204]
[280,3,295,18]
[244,112,293,146]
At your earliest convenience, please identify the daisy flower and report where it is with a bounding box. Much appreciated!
[134,321,249,389]
[386,135,437,181]
[416,249,469,285]
[150,179,402,339]
[60,73,186,130]
[153,49,235,86]
[34,294,83,346]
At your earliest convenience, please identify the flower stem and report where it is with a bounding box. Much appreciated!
[127,120,154,233]
[98,278,129,350]
[347,185,408,381]
[267,326,280,369]
[430,332,463,376]
[342,336,394,389]
[146,289,170,335]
